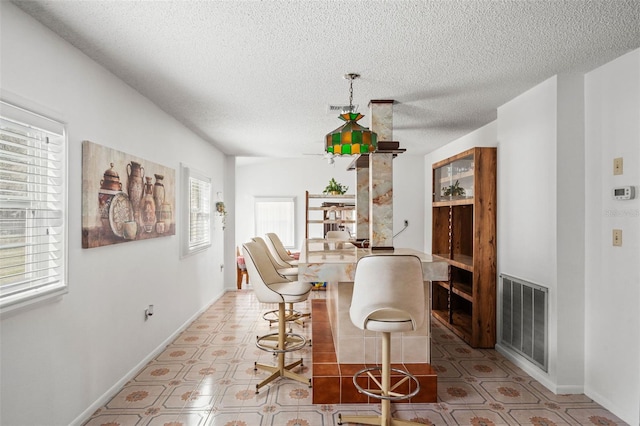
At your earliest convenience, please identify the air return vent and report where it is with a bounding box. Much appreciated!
[327,104,358,114]
[500,274,548,371]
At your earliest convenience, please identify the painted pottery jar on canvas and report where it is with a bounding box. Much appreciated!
[140,176,157,233]
[127,160,145,222]
[100,163,122,191]
[98,163,122,235]
[159,202,172,223]
[153,174,165,217]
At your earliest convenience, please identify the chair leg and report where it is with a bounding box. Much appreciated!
[263,302,311,330]
[287,302,311,327]
[338,332,423,426]
[237,269,249,289]
[254,303,311,393]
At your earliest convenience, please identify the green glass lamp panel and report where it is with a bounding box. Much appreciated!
[362,131,371,145]
[326,112,381,155]
[339,112,363,122]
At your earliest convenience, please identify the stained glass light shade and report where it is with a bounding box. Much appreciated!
[325,112,378,155]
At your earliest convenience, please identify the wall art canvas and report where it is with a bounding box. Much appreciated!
[82,140,176,248]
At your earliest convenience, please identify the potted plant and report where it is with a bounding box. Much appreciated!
[215,201,227,230]
[323,178,348,195]
[442,180,465,198]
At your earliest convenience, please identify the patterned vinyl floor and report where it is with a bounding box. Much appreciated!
[84,289,627,425]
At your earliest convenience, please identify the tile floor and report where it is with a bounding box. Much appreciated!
[84,289,627,426]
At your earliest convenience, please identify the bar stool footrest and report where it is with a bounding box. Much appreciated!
[256,332,307,353]
[262,308,310,326]
[352,366,420,401]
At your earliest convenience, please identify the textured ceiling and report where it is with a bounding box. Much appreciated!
[13,0,640,158]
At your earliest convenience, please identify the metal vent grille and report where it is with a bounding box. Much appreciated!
[327,104,358,114]
[500,274,548,371]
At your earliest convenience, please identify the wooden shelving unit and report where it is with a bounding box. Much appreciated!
[305,191,356,239]
[431,147,497,348]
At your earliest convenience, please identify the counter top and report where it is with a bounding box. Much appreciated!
[297,239,448,282]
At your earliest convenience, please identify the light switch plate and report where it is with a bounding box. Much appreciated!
[614,157,623,175]
[613,229,622,246]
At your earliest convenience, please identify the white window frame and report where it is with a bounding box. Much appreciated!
[254,197,296,248]
[180,164,211,257]
[0,100,68,313]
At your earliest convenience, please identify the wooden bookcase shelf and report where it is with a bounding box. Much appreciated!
[305,191,356,239]
[431,147,497,348]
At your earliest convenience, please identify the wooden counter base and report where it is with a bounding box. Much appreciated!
[311,299,437,404]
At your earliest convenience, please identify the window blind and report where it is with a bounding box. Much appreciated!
[0,101,67,310]
[254,198,295,248]
[188,175,211,250]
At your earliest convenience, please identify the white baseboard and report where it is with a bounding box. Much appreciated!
[584,386,636,426]
[495,343,583,394]
[495,344,636,423]
[70,290,227,426]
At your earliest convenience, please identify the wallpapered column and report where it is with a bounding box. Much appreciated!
[369,153,393,248]
[356,167,369,240]
[371,100,393,141]
[369,100,394,249]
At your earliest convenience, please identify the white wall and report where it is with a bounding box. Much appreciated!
[426,50,640,424]
[497,77,559,303]
[424,121,498,253]
[496,74,588,394]
[236,154,426,252]
[584,49,640,426]
[223,156,238,289]
[0,4,229,425]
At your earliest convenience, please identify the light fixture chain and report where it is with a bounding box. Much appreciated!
[344,73,359,112]
[349,78,354,110]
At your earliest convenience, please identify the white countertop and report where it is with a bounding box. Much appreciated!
[297,239,448,282]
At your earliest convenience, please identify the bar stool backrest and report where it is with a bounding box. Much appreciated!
[325,230,350,240]
[349,255,425,332]
[265,233,294,266]
[242,241,288,303]
[252,237,289,269]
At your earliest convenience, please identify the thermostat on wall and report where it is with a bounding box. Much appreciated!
[612,186,635,200]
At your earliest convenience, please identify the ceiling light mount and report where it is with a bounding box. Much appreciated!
[325,73,377,156]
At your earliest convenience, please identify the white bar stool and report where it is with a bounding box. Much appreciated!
[338,255,425,426]
[251,236,310,328]
[242,242,312,393]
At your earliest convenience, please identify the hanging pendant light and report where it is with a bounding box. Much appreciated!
[326,73,377,155]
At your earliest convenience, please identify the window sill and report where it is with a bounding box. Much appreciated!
[0,284,68,316]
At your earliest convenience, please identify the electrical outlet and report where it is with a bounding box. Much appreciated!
[404,220,409,227]
[614,157,623,175]
[613,229,622,247]
[144,304,154,320]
